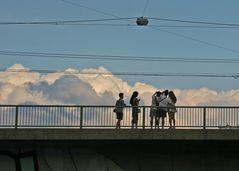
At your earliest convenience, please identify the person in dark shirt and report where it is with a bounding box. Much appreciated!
[168,91,177,129]
[130,91,140,129]
[115,93,126,129]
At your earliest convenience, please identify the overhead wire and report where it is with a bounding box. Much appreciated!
[149,26,239,55]
[58,0,239,28]
[58,23,239,29]
[1,50,239,63]
[149,25,239,29]
[0,3,237,80]
[2,20,239,30]
[1,17,239,56]
[3,19,238,29]
[59,0,135,25]
[0,17,136,25]
[1,68,239,78]
[142,0,150,16]
[60,0,120,18]
[149,17,239,27]
[1,17,239,27]
[0,2,239,66]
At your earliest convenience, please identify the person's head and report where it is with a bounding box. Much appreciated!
[119,93,124,99]
[163,90,169,96]
[156,91,161,97]
[132,91,138,98]
[169,91,177,103]
[130,91,139,105]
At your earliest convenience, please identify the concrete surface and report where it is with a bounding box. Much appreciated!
[0,129,239,140]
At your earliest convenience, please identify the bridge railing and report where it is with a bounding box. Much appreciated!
[0,105,238,129]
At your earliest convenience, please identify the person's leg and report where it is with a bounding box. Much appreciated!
[135,114,138,129]
[131,111,135,128]
[169,118,172,129]
[119,113,123,128]
[162,117,165,129]
[155,109,160,129]
[155,117,159,128]
[161,111,166,129]
[150,116,153,129]
[119,119,121,128]
[116,113,119,128]
[116,119,120,128]
[168,113,173,129]
[158,109,164,129]
[172,114,175,128]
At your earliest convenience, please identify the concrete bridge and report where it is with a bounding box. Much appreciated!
[0,105,239,171]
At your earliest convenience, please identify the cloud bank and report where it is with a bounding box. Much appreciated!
[0,64,239,106]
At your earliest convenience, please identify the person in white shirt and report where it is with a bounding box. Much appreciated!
[157,90,169,129]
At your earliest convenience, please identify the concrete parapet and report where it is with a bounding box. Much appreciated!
[0,129,239,140]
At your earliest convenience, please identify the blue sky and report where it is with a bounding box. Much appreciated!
[1,0,239,90]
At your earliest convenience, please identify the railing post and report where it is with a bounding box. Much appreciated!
[203,107,206,130]
[142,107,145,129]
[80,106,83,129]
[15,106,19,129]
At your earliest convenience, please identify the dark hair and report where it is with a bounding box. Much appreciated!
[163,90,169,96]
[169,91,177,103]
[130,91,139,105]
[156,91,161,97]
[119,93,124,98]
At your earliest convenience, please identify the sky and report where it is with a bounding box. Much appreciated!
[0,0,239,105]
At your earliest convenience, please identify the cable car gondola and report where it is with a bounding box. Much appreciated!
[136,16,149,26]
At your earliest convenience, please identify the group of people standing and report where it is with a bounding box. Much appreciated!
[150,90,177,129]
[114,90,177,129]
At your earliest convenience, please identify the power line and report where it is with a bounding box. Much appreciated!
[150,17,239,27]
[1,68,239,78]
[58,0,239,27]
[3,20,239,29]
[0,17,136,25]
[1,50,239,63]
[149,25,239,29]
[149,27,239,55]
[142,0,150,16]
[60,0,120,18]
[59,23,239,29]
[1,17,239,28]
[59,0,135,26]
[51,23,239,29]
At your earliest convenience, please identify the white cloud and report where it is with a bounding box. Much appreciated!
[0,64,238,106]
[0,64,40,86]
[78,67,132,97]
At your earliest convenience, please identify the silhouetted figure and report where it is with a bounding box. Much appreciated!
[150,91,161,129]
[115,93,126,129]
[157,90,169,129]
[168,91,177,129]
[130,91,140,129]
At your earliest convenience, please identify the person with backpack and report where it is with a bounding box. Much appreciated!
[130,91,140,129]
[114,93,126,129]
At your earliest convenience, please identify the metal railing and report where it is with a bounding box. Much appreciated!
[0,105,238,129]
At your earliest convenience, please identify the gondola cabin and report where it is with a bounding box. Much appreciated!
[136,17,149,26]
